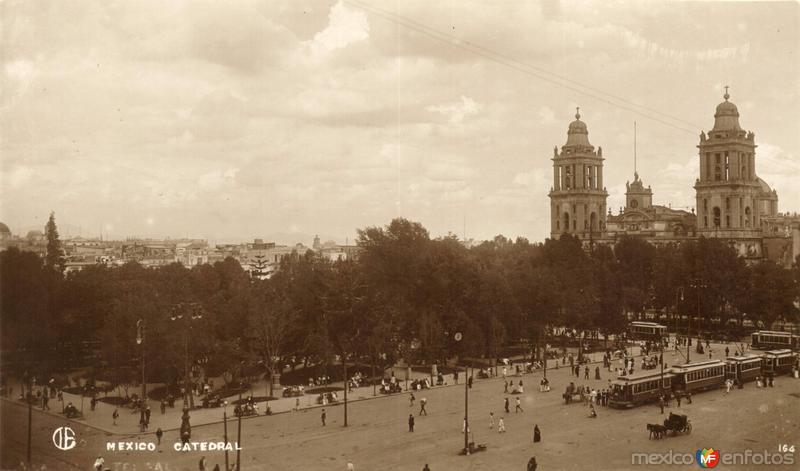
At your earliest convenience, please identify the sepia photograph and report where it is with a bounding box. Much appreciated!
[1,1,799,470]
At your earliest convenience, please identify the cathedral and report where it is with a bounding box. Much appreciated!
[548,90,800,265]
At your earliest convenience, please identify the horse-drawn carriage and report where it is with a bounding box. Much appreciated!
[648,413,691,439]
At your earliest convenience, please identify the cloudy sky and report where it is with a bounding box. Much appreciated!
[2,0,798,244]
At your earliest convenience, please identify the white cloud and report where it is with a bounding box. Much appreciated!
[309,1,369,59]
[427,96,483,123]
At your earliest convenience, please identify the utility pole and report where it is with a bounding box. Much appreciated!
[223,402,229,471]
[26,375,32,465]
[236,382,243,471]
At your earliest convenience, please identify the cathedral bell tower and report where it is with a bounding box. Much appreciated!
[694,88,762,255]
[549,108,608,239]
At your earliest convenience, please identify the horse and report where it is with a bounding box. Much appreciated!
[647,423,666,440]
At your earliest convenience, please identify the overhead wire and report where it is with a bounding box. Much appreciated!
[346,0,703,135]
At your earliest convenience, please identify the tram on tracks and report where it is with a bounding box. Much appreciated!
[724,355,762,383]
[750,330,799,351]
[609,370,674,408]
[669,360,726,394]
[761,349,795,375]
[627,321,668,340]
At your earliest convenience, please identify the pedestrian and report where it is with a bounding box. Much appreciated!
[595,366,600,380]
[212,465,220,471]
[462,417,469,433]
[94,456,105,471]
[90,396,97,411]
[527,456,538,471]
[504,397,510,413]
[410,393,415,407]
[584,366,589,380]
[725,347,730,357]
[489,411,495,429]
[504,381,508,393]
[676,393,681,407]
[112,408,119,425]
[468,375,473,388]
[419,397,427,416]
[533,424,541,442]
[502,366,507,380]
[199,456,207,471]
[161,399,166,415]
[659,395,664,414]
[156,427,163,446]
[498,417,505,433]
[423,464,430,471]
[145,405,151,424]
[321,409,326,426]
[454,371,458,384]
[408,414,415,432]
[515,397,523,413]
[295,398,300,411]
[347,462,355,471]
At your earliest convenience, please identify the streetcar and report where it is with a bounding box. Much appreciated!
[724,355,762,383]
[761,349,795,375]
[608,370,674,408]
[627,321,668,340]
[750,331,799,351]
[669,360,726,393]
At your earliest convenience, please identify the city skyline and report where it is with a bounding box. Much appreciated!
[2,1,799,243]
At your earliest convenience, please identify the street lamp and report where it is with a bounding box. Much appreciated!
[170,303,203,409]
[687,279,707,363]
[454,331,469,455]
[223,400,229,471]
[136,318,146,413]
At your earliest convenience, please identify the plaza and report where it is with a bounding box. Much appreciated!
[2,341,798,471]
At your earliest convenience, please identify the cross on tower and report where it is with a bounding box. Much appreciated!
[723,85,730,100]
[575,107,580,120]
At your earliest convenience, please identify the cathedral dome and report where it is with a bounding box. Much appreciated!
[565,108,592,147]
[712,88,742,132]
[0,222,10,237]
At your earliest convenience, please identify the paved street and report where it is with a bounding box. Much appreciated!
[3,344,798,471]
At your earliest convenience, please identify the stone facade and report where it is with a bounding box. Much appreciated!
[548,91,798,265]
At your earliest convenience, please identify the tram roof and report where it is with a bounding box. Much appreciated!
[670,359,726,371]
[763,349,793,356]
[753,330,795,336]
[611,370,675,384]
[629,321,667,327]
[725,355,762,362]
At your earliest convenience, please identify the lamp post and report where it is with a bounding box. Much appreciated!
[454,332,468,455]
[136,319,146,413]
[223,400,229,471]
[688,279,706,363]
[170,303,203,410]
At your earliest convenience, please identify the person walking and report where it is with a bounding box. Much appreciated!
[659,395,665,414]
[725,346,730,357]
[504,397,510,413]
[93,456,105,471]
[145,405,151,425]
[160,399,166,415]
[595,366,600,380]
[408,414,415,432]
[504,381,508,393]
[410,393,415,408]
[453,371,458,384]
[533,424,541,442]
[423,464,430,471]
[462,417,469,433]
[489,411,495,429]
[198,456,207,471]
[321,409,326,426]
[419,397,428,416]
[156,428,163,446]
[515,397,523,413]
[468,375,473,389]
[498,417,505,433]
[527,456,538,471]
[90,396,97,412]
[347,462,355,471]
[676,393,682,407]
[584,366,589,380]
[112,408,119,426]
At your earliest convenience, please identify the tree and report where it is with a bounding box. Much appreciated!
[248,279,295,396]
[44,211,65,275]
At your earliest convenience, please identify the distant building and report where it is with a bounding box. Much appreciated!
[548,90,799,265]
